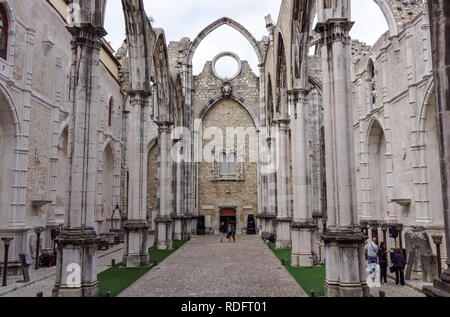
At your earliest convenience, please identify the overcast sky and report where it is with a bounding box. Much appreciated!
[104,0,388,75]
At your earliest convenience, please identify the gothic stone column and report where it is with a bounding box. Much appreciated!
[155,122,174,250]
[53,0,107,297]
[275,118,292,250]
[423,0,450,297]
[316,0,368,297]
[123,93,150,268]
[290,89,316,267]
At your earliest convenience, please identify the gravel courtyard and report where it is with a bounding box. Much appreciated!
[119,235,307,297]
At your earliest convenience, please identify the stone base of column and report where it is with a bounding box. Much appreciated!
[258,214,277,239]
[291,221,317,267]
[173,217,183,241]
[52,227,99,297]
[322,228,370,297]
[423,270,450,297]
[182,217,192,241]
[189,216,198,235]
[276,217,292,250]
[155,217,173,250]
[123,220,150,268]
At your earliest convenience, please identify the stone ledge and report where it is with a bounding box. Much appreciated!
[276,217,293,223]
[292,220,317,230]
[321,229,367,244]
[123,221,150,230]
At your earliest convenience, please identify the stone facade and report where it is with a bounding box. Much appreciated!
[351,3,447,276]
[0,0,123,278]
[1,0,449,298]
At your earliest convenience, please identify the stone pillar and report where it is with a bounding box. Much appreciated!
[173,141,184,240]
[53,0,107,297]
[423,0,450,297]
[316,0,368,297]
[123,93,150,268]
[290,89,315,266]
[155,122,174,250]
[261,136,277,239]
[46,56,64,249]
[275,114,292,250]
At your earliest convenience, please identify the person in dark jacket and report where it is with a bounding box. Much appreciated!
[267,232,276,244]
[227,224,232,242]
[219,222,226,243]
[392,248,406,286]
[231,224,236,242]
[377,242,388,284]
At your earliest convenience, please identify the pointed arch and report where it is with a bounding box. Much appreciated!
[365,116,387,219]
[186,17,262,66]
[195,92,259,132]
[153,31,171,122]
[275,31,287,116]
[372,0,399,37]
[266,73,274,127]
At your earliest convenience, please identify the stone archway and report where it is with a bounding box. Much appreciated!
[372,0,399,37]
[55,125,69,225]
[102,143,115,233]
[414,82,442,223]
[366,118,387,220]
[186,17,262,66]
[0,82,26,266]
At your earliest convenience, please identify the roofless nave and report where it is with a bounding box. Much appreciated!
[0,0,449,297]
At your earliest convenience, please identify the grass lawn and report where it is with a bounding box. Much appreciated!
[98,240,188,297]
[268,243,326,297]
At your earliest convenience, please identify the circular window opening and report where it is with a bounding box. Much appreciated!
[212,52,241,80]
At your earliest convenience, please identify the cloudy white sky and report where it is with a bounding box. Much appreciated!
[104,0,388,76]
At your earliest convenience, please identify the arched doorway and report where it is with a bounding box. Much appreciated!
[368,119,387,220]
[55,126,69,225]
[220,208,236,229]
[102,144,114,233]
[0,87,19,228]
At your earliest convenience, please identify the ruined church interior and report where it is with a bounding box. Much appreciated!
[0,0,449,302]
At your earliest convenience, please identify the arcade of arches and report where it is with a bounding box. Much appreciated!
[0,0,449,298]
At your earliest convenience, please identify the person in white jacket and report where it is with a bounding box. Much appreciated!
[365,237,379,281]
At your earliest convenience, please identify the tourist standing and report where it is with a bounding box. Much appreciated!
[378,242,388,284]
[219,221,226,243]
[231,224,236,242]
[227,224,232,242]
[365,237,379,281]
[393,248,406,286]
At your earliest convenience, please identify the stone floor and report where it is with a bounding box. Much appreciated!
[0,244,124,297]
[119,235,308,297]
[368,271,429,297]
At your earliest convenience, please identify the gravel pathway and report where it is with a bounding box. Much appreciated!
[119,235,307,297]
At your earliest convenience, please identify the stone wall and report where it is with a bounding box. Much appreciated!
[0,0,123,264]
[198,98,258,234]
[193,57,260,234]
[351,8,447,267]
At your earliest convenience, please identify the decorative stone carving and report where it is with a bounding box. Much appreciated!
[221,82,233,97]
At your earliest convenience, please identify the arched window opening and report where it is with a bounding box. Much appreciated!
[0,4,9,60]
[368,59,376,107]
[192,24,259,76]
[108,97,113,127]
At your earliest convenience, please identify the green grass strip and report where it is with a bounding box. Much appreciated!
[98,240,188,297]
[268,242,326,297]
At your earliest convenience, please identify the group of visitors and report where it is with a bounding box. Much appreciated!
[365,237,407,286]
[219,222,236,243]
